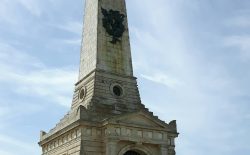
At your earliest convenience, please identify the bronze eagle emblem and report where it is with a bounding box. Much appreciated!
[101,8,125,44]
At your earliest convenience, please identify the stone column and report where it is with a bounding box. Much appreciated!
[168,147,176,155]
[106,141,117,155]
[160,145,168,155]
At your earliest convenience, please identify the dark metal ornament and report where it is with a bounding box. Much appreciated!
[101,8,125,44]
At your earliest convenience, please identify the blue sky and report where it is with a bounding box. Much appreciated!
[0,0,250,155]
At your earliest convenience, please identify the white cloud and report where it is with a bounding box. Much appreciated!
[0,0,19,24]
[55,21,83,34]
[141,73,182,89]
[128,1,250,154]
[0,107,10,127]
[9,68,76,107]
[0,134,39,155]
[0,0,42,24]
[17,0,42,16]
[246,114,250,120]
[0,42,44,69]
[0,101,42,123]
[62,38,82,45]
[224,35,250,59]
[0,150,14,155]
[49,21,83,46]
[0,42,77,107]
[226,16,250,28]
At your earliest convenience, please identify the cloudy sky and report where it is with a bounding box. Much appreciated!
[0,0,250,155]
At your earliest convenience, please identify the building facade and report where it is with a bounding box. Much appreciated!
[39,0,178,155]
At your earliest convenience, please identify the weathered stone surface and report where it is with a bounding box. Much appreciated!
[39,109,178,155]
[39,0,178,155]
[79,0,133,80]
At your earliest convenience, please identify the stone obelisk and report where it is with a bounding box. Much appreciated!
[39,0,178,155]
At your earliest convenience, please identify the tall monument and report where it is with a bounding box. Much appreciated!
[39,0,178,155]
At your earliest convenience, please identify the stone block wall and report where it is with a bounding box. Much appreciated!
[71,70,143,115]
[41,128,81,155]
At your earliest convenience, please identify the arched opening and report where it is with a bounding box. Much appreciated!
[118,144,152,155]
[124,150,146,155]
